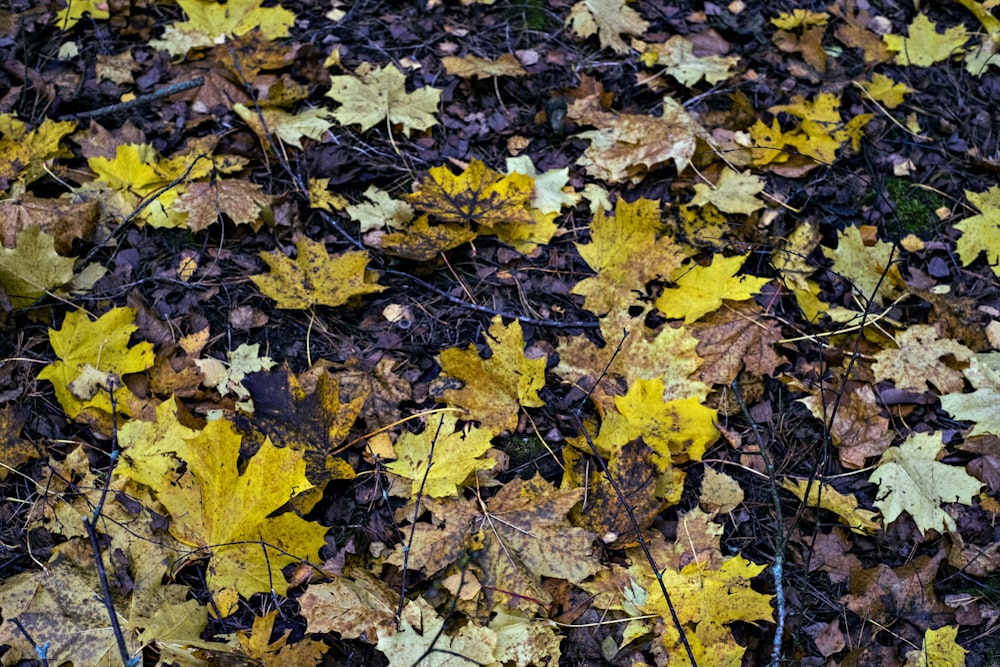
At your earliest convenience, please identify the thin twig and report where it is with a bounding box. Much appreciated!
[59,77,205,120]
[384,268,598,329]
[575,330,698,667]
[396,413,446,628]
[730,378,786,665]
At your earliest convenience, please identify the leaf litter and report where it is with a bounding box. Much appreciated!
[0,0,999,665]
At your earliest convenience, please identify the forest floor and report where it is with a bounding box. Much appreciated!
[1,0,1000,665]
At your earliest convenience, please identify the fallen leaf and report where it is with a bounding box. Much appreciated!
[869,432,982,535]
[872,324,974,394]
[0,114,76,186]
[173,179,272,231]
[437,316,546,433]
[782,477,881,534]
[883,14,968,66]
[688,167,766,215]
[955,185,1000,278]
[233,103,334,149]
[637,35,739,86]
[37,307,154,425]
[123,415,328,608]
[251,238,385,309]
[327,63,440,136]
[442,53,526,78]
[0,226,75,309]
[655,253,770,324]
[570,97,707,183]
[385,412,497,498]
[566,0,649,54]
[406,158,534,229]
[375,597,497,667]
[903,625,967,667]
[149,0,295,57]
[571,197,684,315]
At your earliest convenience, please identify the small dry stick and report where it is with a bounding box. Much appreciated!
[59,77,205,120]
[575,330,699,667]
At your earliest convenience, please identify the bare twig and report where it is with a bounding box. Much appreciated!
[574,330,698,667]
[59,77,205,120]
[384,268,599,329]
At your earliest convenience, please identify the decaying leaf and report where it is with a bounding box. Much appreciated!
[233,103,334,149]
[872,325,974,394]
[442,53,526,78]
[327,63,440,136]
[566,0,649,54]
[869,432,982,535]
[569,97,708,183]
[556,305,708,414]
[571,197,684,315]
[251,238,384,309]
[375,597,497,667]
[437,316,546,433]
[637,35,739,86]
[407,159,534,228]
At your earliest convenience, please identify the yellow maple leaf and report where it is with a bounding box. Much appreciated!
[781,478,881,534]
[126,416,328,610]
[37,307,154,426]
[955,186,1000,277]
[54,0,109,30]
[149,0,295,57]
[655,253,770,324]
[88,142,218,227]
[442,53,526,78]
[233,103,333,150]
[555,305,708,415]
[821,225,904,304]
[637,35,739,86]
[640,555,773,667]
[903,626,968,667]
[857,73,911,109]
[689,168,766,215]
[566,0,649,54]
[0,114,76,187]
[327,63,440,136]
[385,412,497,498]
[883,14,968,67]
[751,93,872,169]
[0,226,75,309]
[437,316,546,433]
[570,97,706,183]
[572,197,684,315]
[869,432,982,535]
[611,377,719,463]
[406,159,534,228]
[250,238,385,309]
[381,214,476,261]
